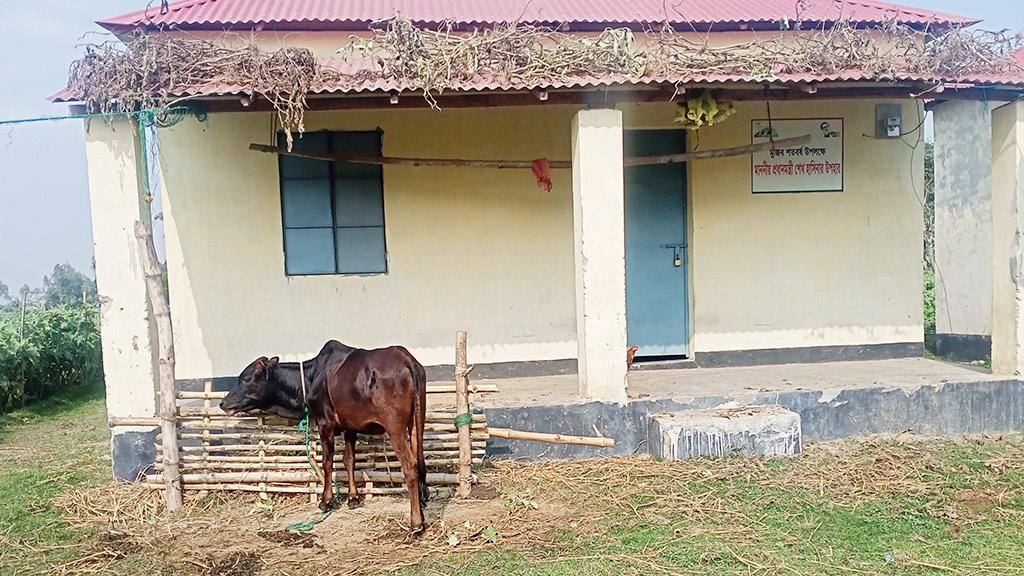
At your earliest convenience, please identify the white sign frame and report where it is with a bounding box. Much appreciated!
[750,118,844,194]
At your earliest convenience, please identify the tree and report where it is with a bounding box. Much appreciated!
[42,263,97,307]
[18,284,44,307]
[0,280,8,305]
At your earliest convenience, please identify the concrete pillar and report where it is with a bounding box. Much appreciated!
[571,109,628,402]
[933,101,993,361]
[991,101,1024,376]
[84,117,161,480]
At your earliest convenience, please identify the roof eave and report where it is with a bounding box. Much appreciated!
[95,17,981,34]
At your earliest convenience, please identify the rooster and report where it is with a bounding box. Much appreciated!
[626,345,640,367]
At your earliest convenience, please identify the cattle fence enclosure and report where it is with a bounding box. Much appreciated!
[111,331,615,504]
[112,333,492,501]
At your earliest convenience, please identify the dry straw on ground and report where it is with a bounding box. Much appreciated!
[46,435,1024,576]
[66,18,1023,141]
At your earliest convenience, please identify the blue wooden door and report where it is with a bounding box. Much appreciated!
[624,129,690,357]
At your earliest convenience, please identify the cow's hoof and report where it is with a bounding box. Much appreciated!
[346,496,363,509]
[409,523,426,536]
[318,500,333,513]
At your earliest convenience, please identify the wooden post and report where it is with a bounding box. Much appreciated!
[134,220,183,511]
[454,331,472,498]
[257,415,268,502]
[19,291,26,341]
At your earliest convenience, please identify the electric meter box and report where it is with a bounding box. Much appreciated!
[875,104,903,138]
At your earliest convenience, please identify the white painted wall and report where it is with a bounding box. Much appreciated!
[933,100,994,339]
[991,100,1024,376]
[158,106,580,377]
[149,99,923,379]
[84,117,160,418]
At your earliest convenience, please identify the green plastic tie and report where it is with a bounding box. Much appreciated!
[453,412,473,428]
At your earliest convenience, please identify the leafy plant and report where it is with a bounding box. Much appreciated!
[0,306,102,411]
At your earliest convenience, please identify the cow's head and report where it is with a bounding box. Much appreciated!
[220,356,280,414]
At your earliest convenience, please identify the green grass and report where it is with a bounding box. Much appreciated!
[0,382,109,576]
[402,440,1024,576]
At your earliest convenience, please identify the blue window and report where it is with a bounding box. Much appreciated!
[279,130,387,275]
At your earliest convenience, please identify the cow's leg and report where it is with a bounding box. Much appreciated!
[344,430,362,508]
[388,428,425,533]
[318,425,336,512]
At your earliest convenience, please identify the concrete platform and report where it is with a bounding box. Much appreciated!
[648,404,802,460]
[434,357,999,409]
[466,358,1023,461]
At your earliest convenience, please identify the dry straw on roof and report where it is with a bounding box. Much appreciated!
[66,18,1023,139]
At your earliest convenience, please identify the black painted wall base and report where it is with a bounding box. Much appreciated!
[935,333,991,363]
[111,427,158,481]
[695,342,923,368]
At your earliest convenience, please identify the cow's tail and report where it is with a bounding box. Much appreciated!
[411,360,429,503]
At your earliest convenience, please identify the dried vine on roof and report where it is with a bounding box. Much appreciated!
[644,20,1023,80]
[67,31,342,147]
[66,18,1023,139]
[342,18,644,103]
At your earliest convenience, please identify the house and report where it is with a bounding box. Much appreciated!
[57,0,1024,478]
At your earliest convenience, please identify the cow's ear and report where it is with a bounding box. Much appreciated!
[254,356,268,368]
[267,356,280,367]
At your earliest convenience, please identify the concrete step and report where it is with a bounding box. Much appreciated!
[648,404,802,460]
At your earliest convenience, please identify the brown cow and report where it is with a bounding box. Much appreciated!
[220,340,429,533]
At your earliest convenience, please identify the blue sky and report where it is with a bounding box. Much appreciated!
[0,0,1021,290]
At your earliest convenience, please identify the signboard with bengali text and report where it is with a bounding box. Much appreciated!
[751,118,844,193]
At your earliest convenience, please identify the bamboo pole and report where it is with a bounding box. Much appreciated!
[134,220,183,511]
[454,331,472,498]
[622,135,812,166]
[201,381,212,475]
[174,383,497,400]
[109,416,161,427]
[176,442,486,460]
[141,481,455,497]
[489,427,615,447]
[177,405,487,426]
[249,143,553,169]
[149,470,462,485]
[158,457,483,472]
[414,383,499,394]
[248,135,811,170]
[161,429,488,443]
[173,450,486,464]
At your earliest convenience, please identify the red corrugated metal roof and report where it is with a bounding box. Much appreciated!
[49,56,1024,103]
[97,0,979,31]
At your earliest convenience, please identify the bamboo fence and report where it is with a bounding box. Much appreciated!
[121,333,616,504]
[133,335,488,501]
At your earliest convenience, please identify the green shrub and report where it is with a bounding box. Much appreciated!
[0,306,102,411]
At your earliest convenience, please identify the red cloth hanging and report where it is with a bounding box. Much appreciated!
[531,158,553,192]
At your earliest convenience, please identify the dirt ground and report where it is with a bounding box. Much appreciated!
[55,467,579,576]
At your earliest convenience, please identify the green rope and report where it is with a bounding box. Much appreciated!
[285,408,342,533]
[453,412,474,428]
[0,106,192,127]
